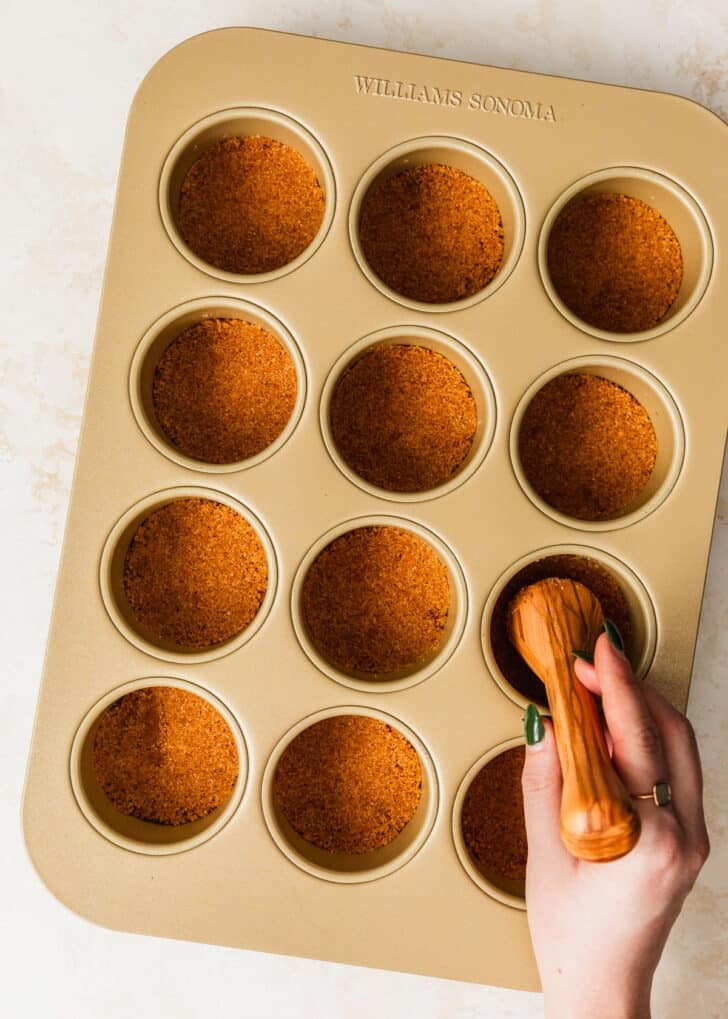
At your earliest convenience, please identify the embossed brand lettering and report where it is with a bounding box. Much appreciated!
[468,92,556,121]
[354,74,557,123]
[354,74,463,107]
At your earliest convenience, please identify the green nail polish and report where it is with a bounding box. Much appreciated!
[572,649,594,664]
[525,703,545,746]
[604,619,624,652]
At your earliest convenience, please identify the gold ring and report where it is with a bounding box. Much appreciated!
[630,780,672,807]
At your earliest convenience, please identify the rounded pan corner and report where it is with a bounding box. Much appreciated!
[649,87,728,137]
[21,796,114,934]
[127,27,266,114]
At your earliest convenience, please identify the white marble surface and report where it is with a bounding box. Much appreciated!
[1,2,726,1016]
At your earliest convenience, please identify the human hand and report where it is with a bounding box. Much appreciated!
[522,625,710,1019]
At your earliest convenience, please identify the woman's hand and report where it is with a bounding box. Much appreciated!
[522,626,710,1019]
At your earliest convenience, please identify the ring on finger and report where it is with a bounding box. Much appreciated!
[630,780,672,807]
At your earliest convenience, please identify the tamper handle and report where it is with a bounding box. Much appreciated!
[507,578,640,862]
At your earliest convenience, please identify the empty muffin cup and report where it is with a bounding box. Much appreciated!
[482,545,657,710]
[452,737,527,909]
[321,327,496,500]
[511,355,685,529]
[130,298,305,472]
[100,487,277,664]
[291,517,467,692]
[70,678,247,855]
[159,108,335,282]
[539,167,713,341]
[262,706,438,883]
[350,137,525,311]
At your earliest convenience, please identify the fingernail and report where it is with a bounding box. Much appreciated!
[525,703,545,748]
[571,649,594,664]
[604,619,624,653]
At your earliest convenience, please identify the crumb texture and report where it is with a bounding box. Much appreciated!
[330,344,477,491]
[178,135,325,274]
[302,525,450,675]
[153,317,297,464]
[547,193,683,333]
[518,372,658,521]
[123,498,268,648]
[359,164,504,303]
[274,715,422,854]
[93,686,239,825]
[461,745,527,882]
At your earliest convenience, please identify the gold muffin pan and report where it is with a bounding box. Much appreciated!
[23,28,728,990]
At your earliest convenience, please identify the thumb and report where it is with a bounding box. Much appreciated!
[521,707,571,875]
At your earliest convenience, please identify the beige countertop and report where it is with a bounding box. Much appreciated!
[2,2,726,1016]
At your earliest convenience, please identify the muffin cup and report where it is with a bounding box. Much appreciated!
[349,136,525,312]
[70,677,247,855]
[99,486,277,664]
[129,297,306,472]
[291,515,468,692]
[159,107,336,283]
[320,326,497,502]
[261,705,439,884]
[538,166,713,341]
[510,355,685,531]
[452,736,527,910]
[482,544,658,711]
